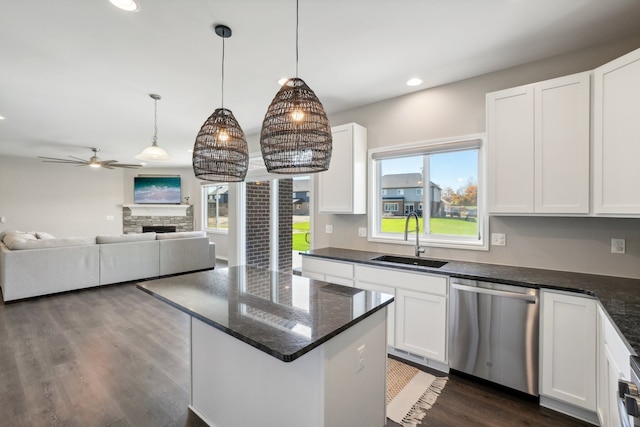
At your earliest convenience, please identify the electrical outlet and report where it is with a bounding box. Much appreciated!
[491,233,506,246]
[358,227,367,237]
[106,215,114,221]
[0,216,6,223]
[356,344,365,373]
[325,224,333,234]
[611,238,625,254]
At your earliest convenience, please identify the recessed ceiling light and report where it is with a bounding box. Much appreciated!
[0,116,5,120]
[109,0,139,12]
[278,78,289,86]
[406,78,423,87]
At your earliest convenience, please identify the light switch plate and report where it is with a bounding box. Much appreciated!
[325,224,333,234]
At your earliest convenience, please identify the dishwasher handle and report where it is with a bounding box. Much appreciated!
[451,282,538,303]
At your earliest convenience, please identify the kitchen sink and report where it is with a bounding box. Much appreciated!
[372,255,448,269]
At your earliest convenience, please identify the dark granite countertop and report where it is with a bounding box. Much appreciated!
[302,247,640,358]
[137,265,393,362]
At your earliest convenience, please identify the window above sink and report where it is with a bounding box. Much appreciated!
[368,134,488,251]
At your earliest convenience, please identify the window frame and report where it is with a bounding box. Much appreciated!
[202,183,230,234]
[368,133,488,251]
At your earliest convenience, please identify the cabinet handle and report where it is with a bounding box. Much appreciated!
[451,283,537,303]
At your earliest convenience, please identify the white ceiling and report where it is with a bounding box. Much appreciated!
[1,0,640,167]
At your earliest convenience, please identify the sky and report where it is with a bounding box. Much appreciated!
[380,150,478,191]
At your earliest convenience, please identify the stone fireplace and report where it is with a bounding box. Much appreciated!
[122,205,193,234]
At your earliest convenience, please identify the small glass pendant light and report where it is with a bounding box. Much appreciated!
[135,94,172,162]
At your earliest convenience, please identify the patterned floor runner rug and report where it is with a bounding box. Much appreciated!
[387,357,448,427]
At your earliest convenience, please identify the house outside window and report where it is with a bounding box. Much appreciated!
[203,184,229,233]
[369,134,487,250]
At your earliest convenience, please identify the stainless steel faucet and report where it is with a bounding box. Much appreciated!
[404,212,425,257]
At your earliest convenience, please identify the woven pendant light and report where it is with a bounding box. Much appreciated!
[260,0,332,174]
[193,24,248,182]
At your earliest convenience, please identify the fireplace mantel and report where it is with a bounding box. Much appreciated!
[123,204,190,217]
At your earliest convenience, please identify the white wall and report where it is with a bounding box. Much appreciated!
[0,155,124,237]
[306,34,640,279]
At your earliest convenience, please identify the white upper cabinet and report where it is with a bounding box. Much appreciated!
[593,48,640,215]
[318,123,367,214]
[487,72,590,214]
[487,85,535,213]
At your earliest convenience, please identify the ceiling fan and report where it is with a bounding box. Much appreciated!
[38,147,142,169]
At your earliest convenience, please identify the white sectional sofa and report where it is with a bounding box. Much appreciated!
[0,230,215,302]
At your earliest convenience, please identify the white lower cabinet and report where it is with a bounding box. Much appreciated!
[540,291,597,422]
[355,264,447,364]
[597,304,632,427]
[301,257,354,287]
[395,288,447,363]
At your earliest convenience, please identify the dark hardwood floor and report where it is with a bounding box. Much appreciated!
[1,277,590,427]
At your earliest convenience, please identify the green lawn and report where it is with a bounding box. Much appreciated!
[292,232,310,251]
[381,217,477,236]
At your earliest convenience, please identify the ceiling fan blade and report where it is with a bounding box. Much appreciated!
[100,160,118,164]
[38,157,88,165]
[68,155,89,162]
[111,163,143,169]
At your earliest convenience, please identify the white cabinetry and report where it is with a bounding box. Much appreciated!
[487,72,590,214]
[597,305,632,427]
[301,257,354,287]
[593,47,640,215]
[354,265,396,347]
[540,291,597,422]
[318,123,367,214]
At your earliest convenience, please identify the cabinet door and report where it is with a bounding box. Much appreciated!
[593,47,640,214]
[356,281,395,347]
[535,72,590,213]
[487,85,535,213]
[318,123,367,214]
[395,288,447,363]
[540,292,596,411]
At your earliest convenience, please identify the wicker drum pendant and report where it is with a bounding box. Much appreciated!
[193,107,248,182]
[260,77,332,174]
[192,24,248,182]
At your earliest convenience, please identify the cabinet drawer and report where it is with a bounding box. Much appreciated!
[356,265,447,296]
[302,257,354,279]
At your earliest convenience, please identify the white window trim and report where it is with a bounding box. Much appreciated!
[202,183,229,235]
[368,133,488,251]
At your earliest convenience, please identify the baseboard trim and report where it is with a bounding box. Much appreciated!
[539,395,599,425]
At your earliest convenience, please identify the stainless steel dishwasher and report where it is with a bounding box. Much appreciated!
[449,278,539,396]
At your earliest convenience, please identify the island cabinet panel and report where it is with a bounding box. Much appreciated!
[318,123,367,214]
[301,256,354,287]
[596,304,633,427]
[487,72,590,214]
[540,291,597,422]
[191,310,387,427]
[593,47,640,215]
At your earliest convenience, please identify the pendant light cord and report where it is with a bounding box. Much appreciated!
[221,34,225,108]
[295,0,299,78]
[153,97,158,146]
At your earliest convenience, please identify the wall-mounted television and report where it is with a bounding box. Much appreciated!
[134,176,181,204]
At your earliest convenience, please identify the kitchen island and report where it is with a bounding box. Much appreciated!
[137,266,393,427]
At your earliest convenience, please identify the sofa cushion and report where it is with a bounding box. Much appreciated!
[36,231,56,240]
[2,232,38,248]
[4,236,96,250]
[155,231,206,240]
[96,232,157,244]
